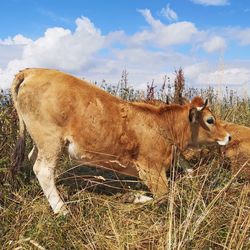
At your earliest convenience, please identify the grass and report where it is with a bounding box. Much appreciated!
[0,83,250,249]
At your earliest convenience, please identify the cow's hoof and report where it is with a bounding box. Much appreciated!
[120,192,153,204]
[133,194,153,204]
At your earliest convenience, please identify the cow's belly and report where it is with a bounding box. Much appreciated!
[66,138,139,177]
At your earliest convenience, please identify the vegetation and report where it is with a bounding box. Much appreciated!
[0,72,250,249]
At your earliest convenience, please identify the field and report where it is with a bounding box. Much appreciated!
[1,78,250,249]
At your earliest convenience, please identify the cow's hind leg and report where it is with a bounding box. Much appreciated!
[33,150,67,215]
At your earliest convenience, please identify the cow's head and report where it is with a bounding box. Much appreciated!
[189,97,231,146]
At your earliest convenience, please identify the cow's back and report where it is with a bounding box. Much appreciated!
[17,68,121,113]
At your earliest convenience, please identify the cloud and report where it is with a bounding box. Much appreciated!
[0,17,105,89]
[185,62,250,97]
[81,48,191,89]
[22,17,104,71]
[185,62,209,79]
[195,67,250,97]
[191,0,229,6]
[226,27,250,45]
[132,9,197,47]
[0,34,32,45]
[160,4,178,22]
[236,29,250,46]
[104,30,127,46]
[202,36,227,53]
[0,45,24,68]
[137,9,162,29]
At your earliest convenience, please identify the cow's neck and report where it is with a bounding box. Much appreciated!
[128,102,192,150]
[160,105,192,150]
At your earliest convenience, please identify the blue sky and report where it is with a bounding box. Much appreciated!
[0,0,249,95]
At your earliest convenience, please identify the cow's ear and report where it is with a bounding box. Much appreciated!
[189,107,199,123]
[196,99,208,112]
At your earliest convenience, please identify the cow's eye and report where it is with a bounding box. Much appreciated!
[206,117,214,124]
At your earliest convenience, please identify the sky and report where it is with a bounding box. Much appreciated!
[0,0,250,96]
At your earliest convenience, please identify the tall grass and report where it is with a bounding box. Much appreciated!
[0,74,250,249]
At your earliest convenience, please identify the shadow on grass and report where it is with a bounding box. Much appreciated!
[57,165,146,197]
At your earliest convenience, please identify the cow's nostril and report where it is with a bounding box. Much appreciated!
[228,135,232,141]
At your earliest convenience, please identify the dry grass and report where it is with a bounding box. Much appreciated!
[1,164,250,249]
[0,85,250,249]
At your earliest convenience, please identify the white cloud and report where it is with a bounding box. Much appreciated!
[185,62,250,97]
[202,36,227,53]
[0,34,32,45]
[0,45,24,68]
[191,0,229,6]
[185,62,209,79]
[22,17,104,71]
[199,68,250,86]
[195,67,250,97]
[0,17,105,89]
[226,27,250,45]
[138,9,162,29]
[131,9,197,47]
[82,48,190,89]
[104,30,127,47]
[160,4,178,22]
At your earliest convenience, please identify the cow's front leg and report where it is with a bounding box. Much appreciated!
[136,159,168,198]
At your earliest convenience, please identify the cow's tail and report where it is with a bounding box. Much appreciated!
[10,71,26,177]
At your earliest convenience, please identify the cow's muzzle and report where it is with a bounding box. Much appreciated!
[217,133,231,146]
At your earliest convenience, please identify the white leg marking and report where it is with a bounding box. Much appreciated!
[34,157,67,214]
[68,141,78,159]
[67,140,86,160]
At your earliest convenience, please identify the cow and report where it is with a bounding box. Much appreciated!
[143,99,250,179]
[180,123,250,179]
[221,123,250,179]
[11,68,231,215]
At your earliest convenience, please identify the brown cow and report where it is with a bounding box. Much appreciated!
[143,99,250,179]
[221,123,250,179]
[181,123,250,179]
[11,68,231,214]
